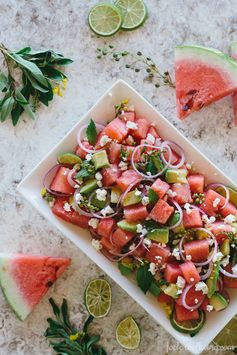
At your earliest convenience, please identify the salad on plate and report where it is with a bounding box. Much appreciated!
[41,100,237,337]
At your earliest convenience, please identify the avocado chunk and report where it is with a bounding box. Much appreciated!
[220,239,230,256]
[122,190,142,207]
[118,257,134,276]
[165,169,187,184]
[207,263,220,298]
[92,150,109,170]
[57,152,82,165]
[111,187,122,204]
[210,292,228,311]
[117,220,138,232]
[146,228,169,243]
[80,178,98,195]
[163,283,179,299]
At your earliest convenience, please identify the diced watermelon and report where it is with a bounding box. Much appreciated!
[102,164,121,187]
[175,304,199,322]
[148,126,160,138]
[52,199,90,228]
[101,118,128,143]
[124,205,148,222]
[120,111,136,122]
[223,264,237,288]
[50,167,75,195]
[116,170,141,191]
[112,228,134,248]
[164,263,183,283]
[94,132,106,149]
[149,199,174,224]
[123,146,136,162]
[172,183,192,205]
[183,209,203,229]
[210,222,233,244]
[132,244,146,258]
[108,141,121,164]
[183,239,210,263]
[131,118,149,139]
[151,178,170,198]
[100,236,120,253]
[157,292,174,304]
[164,148,180,165]
[220,202,237,217]
[187,174,205,193]
[145,243,171,266]
[97,218,116,238]
[0,253,71,320]
[200,296,209,311]
[75,141,94,159]
[176,285,204,307]
[200,189,225,216]
[180,261,201,284]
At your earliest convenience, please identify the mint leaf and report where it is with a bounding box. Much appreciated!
[148,188,158,204]
[136,263,153,294]
[86,119,97,145]
[149,281,162,296]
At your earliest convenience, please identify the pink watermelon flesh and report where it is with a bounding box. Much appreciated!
[0,254,71,320]
[230,43,237,125]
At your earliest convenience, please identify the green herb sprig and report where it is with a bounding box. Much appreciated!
[45,298,107,355]
[96,45,175,89]
[0,43,73,126]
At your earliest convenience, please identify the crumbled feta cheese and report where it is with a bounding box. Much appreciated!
[195,281,208,294]
[142,196,149,206]
[176,289,183,295]
[95,172,103,181]
[91,239,102,251]
[224,214,236,224]
[176,276,186,289]
[148,262,158,275]
[85,154,92,161]
[129,243,136,251]
[96,189,107,201]
[184,203,192,215]
[221,255,230,267]
[135,190,142,196]
[118,161,128,171]
[194,298,199,304]
[146,172,152,177]
[167,189,177,198]
[126,121,138,130]
[186,254,192,261]
[172,247,181,260]
[186,163,192,170]
[190,277,194,282]
[100,135,112,147]
[146,133,155,144]
[202,214,216,227]
[213,251,224,263]
[88,218,99,229]
[143,238,152,247]
[63,202,71,212]
[213,197,221,208]
[136,224,143,233]
[206,305,213,312]
[74,184,80,189]
[97,181,103,187]
[232,264,237,275]
[101,205,114,217]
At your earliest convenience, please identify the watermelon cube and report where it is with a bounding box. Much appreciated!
[210,222,233,244]
[223,264,237,288]
[180,261,200,284]
[97,218,116,238]
[102,164,121,187]
[75,141,93,159]
[171,183,192,205]
[52,199,90,228]
[151,178,170,198]
[187,174,205,193]
[183,239,210,263]
[112,228,134,248]
[116,169,141,191]
[102,118,128,143]
[132,244,146,258]
[131,118,150,139]
[50,167,75,195]
[124,205,148,222]
[157,292,174,305]
[145,243,171,266]
[148,125,160,138]
[108,141,121,164]
[183,209,203,229]
[120,111,136,122]
[100,236,120,253]
[175,304,199,322]
[164,263,183,283]
[200,189,225,216]
[220,202,237,217]
[149,199,174,224]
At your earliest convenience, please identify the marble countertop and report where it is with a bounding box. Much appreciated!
[1,0,237,354]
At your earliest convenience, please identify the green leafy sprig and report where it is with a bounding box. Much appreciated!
[96,45,175,89]
[0,43,73,126]
[45,298,107,355]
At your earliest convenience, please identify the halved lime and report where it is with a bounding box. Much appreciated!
[213,315,237,347]
[88,3,123,37]
[170,310,205,335]
[57,153,82,165]
[114,0,147,30]
[216,186,237,208]
[116,316,141,350]
[84,278,111,318]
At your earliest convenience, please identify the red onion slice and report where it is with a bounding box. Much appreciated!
[77,123,105,154]
[67,168,78,188]
[180,283,205,310]
[167,200,183,230]
[179,228,218,266]
[43,164,73,198]
[205,183,230,210]
[220,265,237,279]
[161,140,185,169]
[200,262,213,280]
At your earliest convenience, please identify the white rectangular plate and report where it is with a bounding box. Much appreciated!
[18,80,237,354]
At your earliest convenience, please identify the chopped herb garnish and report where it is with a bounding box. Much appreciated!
[120,145,129,161]
[193,193,205,205]
[75,160,95,179]
[86,119,97,145]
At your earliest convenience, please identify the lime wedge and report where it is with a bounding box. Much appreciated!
[170,310,205,335]
[114,0,147,30]
[84,278,111,318]
[116,316,141,350]
[88,3,123,37]
[57,153,82,165]
[213,315,237,347]
[216,186,237,208]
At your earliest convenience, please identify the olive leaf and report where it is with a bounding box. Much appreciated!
[1,96,15,122]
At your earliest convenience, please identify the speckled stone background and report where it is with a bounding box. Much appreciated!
[1,0,237,354]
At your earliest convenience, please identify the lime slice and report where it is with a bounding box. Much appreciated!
[216,186,237,207]
[213,315,237,347]
[84,278,111,318]
[170,310,206,335]
[88,3,123,37]
[57,153,82,165]
[114,0,147,30]
[116,316,141,350]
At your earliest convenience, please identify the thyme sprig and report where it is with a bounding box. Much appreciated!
[45,298,107,355]
[96,45,175,88]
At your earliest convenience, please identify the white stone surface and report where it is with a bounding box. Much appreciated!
[0,0,237,354]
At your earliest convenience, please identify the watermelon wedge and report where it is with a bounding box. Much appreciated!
[230,42,237,126]
[175,45,237,119]
[0,253,71,320]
